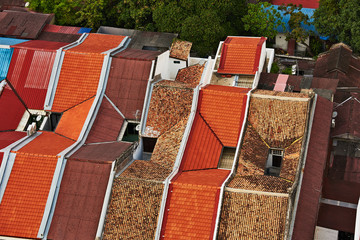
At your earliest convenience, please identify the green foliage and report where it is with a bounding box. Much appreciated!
[270,62,279,73]
[282,67,292,75]
[242,1,284,39]
[309,36,324,56]
[314,0,360,53]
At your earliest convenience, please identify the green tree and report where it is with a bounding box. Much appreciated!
[278,4,314,55]
[242,1,283,39]
[314,0,360,53]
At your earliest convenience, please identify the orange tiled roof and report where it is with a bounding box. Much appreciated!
[199,85,249,147]
[0,154,59,238]
[180,112,223,171]
[55,97,94,141]
[67,33,126,54]
[17,132,75,156]
[161,169,229,239]
[217,37,266,75]
[51,52,103,112]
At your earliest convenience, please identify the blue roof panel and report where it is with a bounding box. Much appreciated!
[0,48,13,80]
[78,28,92,34]
[0,37,28,46]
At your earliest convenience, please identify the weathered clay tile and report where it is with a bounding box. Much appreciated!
[170,39,192,61]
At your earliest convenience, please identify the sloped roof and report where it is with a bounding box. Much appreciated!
[37,32,81,43]
[7,41,66,109]
[47,159,112,240]
[0,131,26,149]
[42,24,91,35]
[102,178,164,239]
[180,112,223,171]
[144,80,193,137]
[85,97,125,144]
[0,11,52,39]
[113,48,160,60]
[218,192,288,239]
[169,39,192,61]
[292,96,333,240]
[0,37,28,46]
[105,50,158,120]
[0,48,13,79]
[0,88,26,131]
[271,0,319,9]
[175,64,204,88]
[228,175,292,193]
[0,153,58,238]
[199,85,249,147]
[218,37,265,75]
[55,97,94,141]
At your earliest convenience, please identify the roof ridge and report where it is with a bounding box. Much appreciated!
[61,95,95,113]
[198,112,224,147]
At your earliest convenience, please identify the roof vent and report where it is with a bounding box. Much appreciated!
[27,122,36,136]
[331,119,336,128]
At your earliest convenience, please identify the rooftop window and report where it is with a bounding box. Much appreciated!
[265,148,284,177]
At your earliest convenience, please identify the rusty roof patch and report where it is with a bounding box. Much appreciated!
[169,39,192,61]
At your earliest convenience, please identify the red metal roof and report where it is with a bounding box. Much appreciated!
[105,53,154,120]
[332,97,360,139]
[7,44,62,109]
[0,88,25,131]
[317,203,356,233]
[292,96,333,240]
[114,48,160,61]
[86,97,125,144]
[271,0,319,9]
[199,85,249,147]
[180,112,223,171]
[12,40,67,51]
[0,131,26,149]
[322,178,360,205]
[55,97,94,141]
[0,153,59,238]
[42,24,81,35]
[47,159,112,240]
[218,37,266,75]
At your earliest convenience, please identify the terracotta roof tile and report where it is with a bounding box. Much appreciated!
[47,159,112,240]
[17,132,74,156]
[0,153,58,238]
[199,85,249,147]
[67,33,125,54]
[51,52,103,112]
[218,192,288,239]
[121,160,171,181]
[218,37,266,75]
[144,82,193,137]
[169,39,192,61]
[228,175,292,193]
[102,178,163,239]
[175,64,204,88]
[180,112,223,171]
[55,97,94,141]
[161,169,229,240]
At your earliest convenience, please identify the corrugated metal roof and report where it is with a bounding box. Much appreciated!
[0,37,28,46]
[0,47,13,79]
[78,28,91,34]
[12,40,67,51]
[86,97,125,144]
[47,159,112,240]
[6,46,60,109]
[37,32,81,43]
[0,131,26,149]
[317,203,356,233]
[292,96,333,240]
[0,88,26,131]
[42,24,82,35]
[271,0,319,9]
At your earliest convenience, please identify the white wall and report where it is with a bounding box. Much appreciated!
[313,226,338,240]
[154,51,170,79]
[258,41,267,73]
[266,48,275,73]
[275,33,288,51]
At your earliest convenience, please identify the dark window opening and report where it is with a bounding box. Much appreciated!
[143,137,158,153]
[338,231,354,240]
[42,113,62,131]
[173,60,181,64]
[142,46,160,51]
[121,122,139,142]
[265,149,284,177]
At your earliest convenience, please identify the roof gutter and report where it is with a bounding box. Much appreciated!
[40,37,130,239]
[212,87,255,239]
[286,94,317,239]
[154,85,200,240]
[44,33,88,110]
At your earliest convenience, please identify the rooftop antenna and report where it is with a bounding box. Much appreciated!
[3,77,31,115]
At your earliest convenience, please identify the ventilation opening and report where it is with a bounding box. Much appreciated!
[218,147,236,169]
[42,112,62,131]
[120,121,139,142]
[143,137,158,153]
[338,231,354,240]
[265,148,284,177]
[142,46,160,51]
[16,109,47,133]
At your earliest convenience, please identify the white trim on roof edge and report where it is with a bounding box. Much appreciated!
[96,160,116,239]
[154,85,200,240]
[38,37,130,239]
[43,33,88,111]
